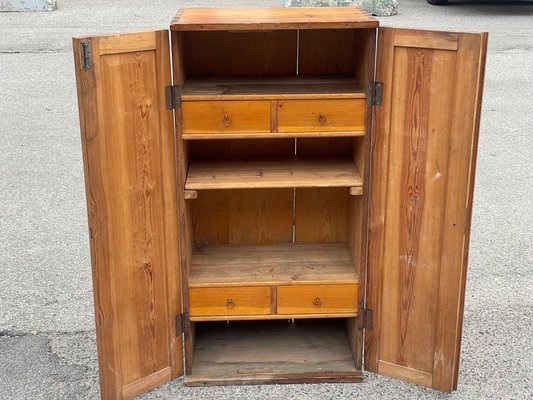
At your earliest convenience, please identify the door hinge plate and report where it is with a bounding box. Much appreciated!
[357,308,373,330]
[367,82,383,106]
[176,313,190,335]
[80,41,92,70]
[165,85,181,110]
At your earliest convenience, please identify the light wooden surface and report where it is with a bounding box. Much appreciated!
[182,130,365,140]
[185,158,363,190]
[189,286,271,316]
[189,313,358,322]
[277,284,358,314]
[182,100,271,134]
[181,77,365,100]
[189,243,358,287]
[73,30,181,399]
[186,320,361,385]
[295,188,349,243]
[365,27,487,392]
[277,99,365,133]
[171,7,378,31]
[191,189,294,245]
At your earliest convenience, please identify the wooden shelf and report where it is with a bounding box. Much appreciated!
[189,243,358,288]
[185,158,363,190]
[181,76,366,101]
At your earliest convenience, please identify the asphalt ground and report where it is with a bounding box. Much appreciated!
[0,0,532,398]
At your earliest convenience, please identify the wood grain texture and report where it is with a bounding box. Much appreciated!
[189,243,358,287]
[277,284,358,315]
[181,76,365,101]
[185,320,360,385]
[183,30,297,77]
[182,131,365,140]
[366,28,487,392]
[191,189,294,245]
[298,29,355,76]
[73,30,180,399]
[277,99,365,133]
[171,7,378,31]
[185,159,362,190]
[182,101,271,134]
[189,313,359,322]
[121,368,171,400]
[295,188,349,243]
[189,286,271,316]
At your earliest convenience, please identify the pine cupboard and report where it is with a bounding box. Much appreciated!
[73,7,487,399]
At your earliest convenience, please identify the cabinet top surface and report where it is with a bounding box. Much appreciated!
[170,7,379,31]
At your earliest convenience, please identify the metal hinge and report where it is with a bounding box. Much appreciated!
[165,85,181,109]
[80,41,92,70]
[176,313,190,335]
[367,82,383,106]
[357,308,373,330]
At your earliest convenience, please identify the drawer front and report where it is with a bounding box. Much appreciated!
[277,99,365,133]
[189,286,271,316]
[182,101,271,133]
[277,284,358,315]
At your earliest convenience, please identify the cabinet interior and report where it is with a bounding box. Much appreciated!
[175,27,373,383]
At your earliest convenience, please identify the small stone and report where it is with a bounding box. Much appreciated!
[354,0,398,16]
[284,0,398,17]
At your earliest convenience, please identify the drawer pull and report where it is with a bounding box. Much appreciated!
[223,114,232,127]
[226,298,235,309]
[318,113,327,125]
[313,297,321,306]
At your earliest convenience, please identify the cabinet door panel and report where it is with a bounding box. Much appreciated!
[73,30,182,399]
[366,27,487,392]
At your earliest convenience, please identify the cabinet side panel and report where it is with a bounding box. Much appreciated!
[73,30,181,399]
[367,28,487,392]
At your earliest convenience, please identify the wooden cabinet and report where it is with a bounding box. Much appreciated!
[73,7,487,399]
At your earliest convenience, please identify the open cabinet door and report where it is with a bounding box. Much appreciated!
[73,30,183,399]
[366,28,487,392]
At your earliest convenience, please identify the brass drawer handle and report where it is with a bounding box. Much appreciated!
[226,298,235,309]
[313,297,321,306]
[223,114,232,127]
[318,113,327,125]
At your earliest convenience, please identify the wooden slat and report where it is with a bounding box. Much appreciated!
[377,361,432,388]
[189,243,358,287]
[171,7,378,31]
[121,368,171,400]
[98,31,156,55]
[182,130,365,140]
[185,158,362,190]
[394,29,458,51]
[190,313,358,322]
[181,77,365,101]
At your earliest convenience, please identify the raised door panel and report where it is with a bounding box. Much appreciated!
[73,30,182,399]
[366,28,487,392]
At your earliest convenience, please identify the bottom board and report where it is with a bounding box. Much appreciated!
[185,319,361,385]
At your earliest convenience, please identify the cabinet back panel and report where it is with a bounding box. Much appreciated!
[188,138,295,159]
[183,31,297,77]
[192,189,294,245]
[295,187,348,243]
[298,29,355,76]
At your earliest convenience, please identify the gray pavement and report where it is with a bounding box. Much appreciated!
[0,0,532,399]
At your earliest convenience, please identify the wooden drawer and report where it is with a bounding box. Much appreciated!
[277,284,358,315]
[277,99,365,133]
[182,101,271,134]
[189,286,271,316]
